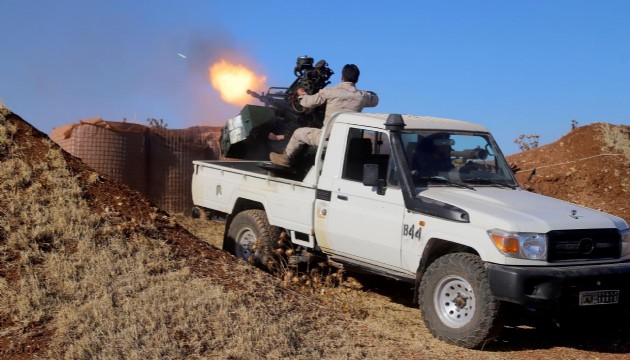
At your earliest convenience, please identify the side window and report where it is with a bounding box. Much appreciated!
[342,128,391,182]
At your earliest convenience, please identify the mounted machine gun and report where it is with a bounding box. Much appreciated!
[220,56,334,160]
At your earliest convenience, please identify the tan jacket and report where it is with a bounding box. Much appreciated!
[298,82,379,126]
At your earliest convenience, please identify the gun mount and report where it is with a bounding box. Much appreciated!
[220,56,334,160]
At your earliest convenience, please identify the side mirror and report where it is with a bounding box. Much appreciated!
[362,164,387,195]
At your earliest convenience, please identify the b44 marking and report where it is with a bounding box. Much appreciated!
[403,224,422,240]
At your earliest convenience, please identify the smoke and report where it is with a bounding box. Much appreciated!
[175,31,268,127]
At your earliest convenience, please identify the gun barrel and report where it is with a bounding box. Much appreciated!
[247,89,261,99]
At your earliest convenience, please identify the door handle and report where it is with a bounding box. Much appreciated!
[337,195,348,201]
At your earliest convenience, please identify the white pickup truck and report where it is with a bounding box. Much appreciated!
[192,112,630,348]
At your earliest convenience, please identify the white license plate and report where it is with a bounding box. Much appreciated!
[579,290,619,306]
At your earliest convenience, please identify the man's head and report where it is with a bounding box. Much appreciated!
[433,138,454,157]
[417,133,454,157]
[342,64,360,83]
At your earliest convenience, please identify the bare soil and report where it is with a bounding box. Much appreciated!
[507,122,630,225]
[2,112,629,359]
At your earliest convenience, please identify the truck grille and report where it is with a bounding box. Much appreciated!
[547,228,620,262]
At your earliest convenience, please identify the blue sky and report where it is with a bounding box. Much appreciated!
[1,0,628,154]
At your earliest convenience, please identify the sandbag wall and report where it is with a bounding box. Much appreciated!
[52,118,220,214]
[52,119,148,194]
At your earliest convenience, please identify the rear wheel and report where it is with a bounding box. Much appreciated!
[418,253,504,348]
[224,209,280,270]
[191,206,202,219]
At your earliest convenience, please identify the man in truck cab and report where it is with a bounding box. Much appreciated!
[269,64,379,167]
[411,133,455,177]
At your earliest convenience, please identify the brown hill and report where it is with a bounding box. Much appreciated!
[2,104,629,359]
[507,122,630,225]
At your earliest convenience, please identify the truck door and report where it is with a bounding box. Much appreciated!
[323,128,405,270]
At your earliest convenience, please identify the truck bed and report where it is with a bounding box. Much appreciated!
[192,160,316,235]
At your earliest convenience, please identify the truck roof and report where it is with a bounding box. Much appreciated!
[332,112,490,133]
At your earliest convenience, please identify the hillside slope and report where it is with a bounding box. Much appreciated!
[507,123,630,224]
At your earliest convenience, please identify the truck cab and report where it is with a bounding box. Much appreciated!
[312,113,521,279]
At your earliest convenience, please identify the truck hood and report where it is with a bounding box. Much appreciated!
[419,187,628,232]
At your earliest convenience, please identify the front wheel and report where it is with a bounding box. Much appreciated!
[418,253,504,348]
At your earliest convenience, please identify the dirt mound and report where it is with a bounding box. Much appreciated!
[508,122,630,225]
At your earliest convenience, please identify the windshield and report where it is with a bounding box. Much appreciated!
[400,130,518,188]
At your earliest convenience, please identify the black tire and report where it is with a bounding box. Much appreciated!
[418,253,504,349]
[224,210,280,270]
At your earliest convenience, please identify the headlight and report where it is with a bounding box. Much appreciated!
[621,229,630,257]
[488,229,548,260]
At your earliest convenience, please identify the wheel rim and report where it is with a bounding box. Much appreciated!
[235,227,257,260]
[434,275,476,328]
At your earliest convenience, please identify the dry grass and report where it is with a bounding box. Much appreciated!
[0,104,16,156]
[175,214,224,249]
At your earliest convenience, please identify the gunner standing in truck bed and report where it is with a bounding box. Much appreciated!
[269,64,379,167]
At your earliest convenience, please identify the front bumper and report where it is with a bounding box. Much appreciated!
[486,261,630,308]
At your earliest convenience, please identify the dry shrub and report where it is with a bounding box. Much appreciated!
[0,103,11,119]
[514,134,540,152]
[0,104,17,156]
[0,122,17,155]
